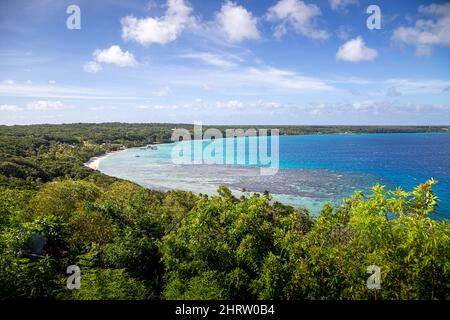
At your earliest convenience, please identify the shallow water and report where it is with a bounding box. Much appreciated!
[98,133,450,218]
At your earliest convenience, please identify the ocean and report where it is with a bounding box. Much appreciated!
[98,132,450,219]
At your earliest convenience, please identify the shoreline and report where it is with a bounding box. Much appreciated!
[83,142,166,171]
[84,149,127,170]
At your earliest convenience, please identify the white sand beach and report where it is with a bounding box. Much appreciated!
[84,150,125,170]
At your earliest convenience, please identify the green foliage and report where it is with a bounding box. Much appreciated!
[0,215,68,299]
[67,209,116,251]
[29,180,100,221]
[252,181,450,300]
[164,271,226,300]
[70,268,147,300]
[159,190,314,299]
[0,187,32,229]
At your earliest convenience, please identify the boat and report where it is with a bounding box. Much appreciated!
[140,144,158,150]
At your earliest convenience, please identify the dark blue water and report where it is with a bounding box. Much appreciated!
[277,133,450,217]
[99,133,450,219]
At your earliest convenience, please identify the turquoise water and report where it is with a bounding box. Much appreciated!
[98,133,450,218]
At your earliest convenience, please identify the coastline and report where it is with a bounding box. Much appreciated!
[84,149,127,170]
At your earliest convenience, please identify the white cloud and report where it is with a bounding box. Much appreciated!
[136,104,178,110]
[89,106,106,111]
[121,0,194,46]
[329,0,358,10]
[216,100,244,109]
[351,100,385,112]
[178,52,240,68]
[152,86,171,97]
[216,1,260,43]
[153,104,178,110]
[216,100,283,110]
[244,67,333,91]
[83,61,103,73]
[48,80,56,84]
[0,82,136,100]
[88,106,118,111]
[26,100,72,111]
[392,3,450,56]
[384,78,450,94]
[267,0,330,40]
[0,104,23,112]
[2,80,15,85]
[350,100,450,114]
[93,45,136,67]
[336,36,378,62]
[307,100,450,117]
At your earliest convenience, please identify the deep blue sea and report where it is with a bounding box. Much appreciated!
[98,133,450,218]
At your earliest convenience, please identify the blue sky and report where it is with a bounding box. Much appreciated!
[0,0,449,125]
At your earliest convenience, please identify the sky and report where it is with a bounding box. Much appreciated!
[0,0,449,125]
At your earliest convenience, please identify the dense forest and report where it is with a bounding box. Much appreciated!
[0,123,449,300]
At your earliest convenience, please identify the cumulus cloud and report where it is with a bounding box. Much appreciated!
[266,0,330,40]
[336,36,378,62]
[2,80,15,85]
[0,104,23,112]
[392,2,450,56]
[93,45,136,67]
[26,100,72,111]
[329,0,358,10]
[121,0,194,46]
[216,1,260,43]
[83,61,102,73]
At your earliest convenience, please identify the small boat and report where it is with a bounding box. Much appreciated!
[141,144,158,150]
[135,155,141,158]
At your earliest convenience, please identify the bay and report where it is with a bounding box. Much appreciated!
[98,132,450,218]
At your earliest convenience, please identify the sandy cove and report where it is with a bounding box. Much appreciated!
[84,149,125,170]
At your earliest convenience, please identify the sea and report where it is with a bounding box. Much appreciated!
[98,133,450,219]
